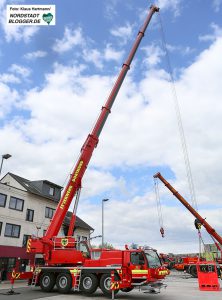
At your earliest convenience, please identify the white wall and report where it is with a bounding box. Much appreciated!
[0,175,91,248]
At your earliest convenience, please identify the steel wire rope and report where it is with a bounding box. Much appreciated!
[154,177,164,235]
[157,12,198,211]
[197,229,214,260]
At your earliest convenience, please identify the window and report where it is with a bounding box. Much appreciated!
[7,258,16,272]
[49,187,55,196]
[0,222,2,235]
[43,229,47,236]
[145,250,161,268]
[26,209,34,222]
[45,207,55,219]
[0,193,7,207]
[130,252,145,265]
[9,196,24,211]
[19,259,29,272]
[22,234,31,247]
[4,223,21,238]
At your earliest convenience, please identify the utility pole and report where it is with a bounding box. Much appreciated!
[102,199,109,248]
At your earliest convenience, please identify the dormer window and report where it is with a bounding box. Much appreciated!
[49,187,55,196]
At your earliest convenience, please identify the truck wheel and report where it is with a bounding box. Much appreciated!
[189,265,197,278]
[56,273,72,293]
[80,273,98,294]
[100,274,119,296]
[39,272,55,292]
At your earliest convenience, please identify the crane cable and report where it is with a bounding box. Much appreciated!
[154,177,165,237]
[157,12,198,211]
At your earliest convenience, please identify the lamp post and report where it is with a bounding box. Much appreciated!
[0,154,12,176]
[102,198,109,248]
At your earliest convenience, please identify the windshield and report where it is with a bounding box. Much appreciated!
[145,250,162,268]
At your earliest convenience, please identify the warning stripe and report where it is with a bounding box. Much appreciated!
[70,269,80,275]
[132,270,148,274]
[26,239,31,253]
[158,270,169,275]
[12,270,20,279]
[111,282,119,290]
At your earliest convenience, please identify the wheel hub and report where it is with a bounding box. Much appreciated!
[83,277,93,289]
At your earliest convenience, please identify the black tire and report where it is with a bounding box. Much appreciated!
[121,287,134,293]
[189,265,197,278]
[56,273,72,294]
[39,272,55,292]
[100,274,119,297]
[80,273,98,294]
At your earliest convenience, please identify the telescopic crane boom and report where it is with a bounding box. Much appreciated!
[153,172,222,248]
[41,5,159,241]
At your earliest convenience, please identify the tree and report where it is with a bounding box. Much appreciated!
[98,242,114,249]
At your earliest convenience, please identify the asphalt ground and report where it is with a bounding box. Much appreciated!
[0,271,221,300]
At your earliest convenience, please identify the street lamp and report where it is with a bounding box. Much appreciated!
[0,154,12,176]
[102,199,109,248]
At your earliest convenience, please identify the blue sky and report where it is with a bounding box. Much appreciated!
[1,0,222,253]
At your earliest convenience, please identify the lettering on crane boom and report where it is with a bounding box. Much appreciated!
[60,185,73,209]
[72,160,83,183]
[60,160,83,209]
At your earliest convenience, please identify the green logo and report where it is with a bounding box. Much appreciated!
[42,13,53,25]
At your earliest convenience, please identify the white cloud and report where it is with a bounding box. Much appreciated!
[0,0,6,8]
[110,22,134,45]
[52,27,84,53]
[166,44,195,55]
[141,44,164,67]
[104,44,124,62]
[199,23,222,42]
[24,50,47,60]
[81,169,124,199]
[0,82,18,119]
[9,64,31,78]
[0,73,20,84]
[103,0,118,20]
[0,0,39,42]
[156,0,182,16]
[0,7,39,43]
[82,44,123,69]
[212,0,222,12]
[83,48,103,69]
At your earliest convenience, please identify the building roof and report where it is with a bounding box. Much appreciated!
[4,172,63,202]
[64,211,94,231]
[1,172,94,232]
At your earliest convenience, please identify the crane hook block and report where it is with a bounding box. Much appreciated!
[194,218,202,230]
[160,227,165,238]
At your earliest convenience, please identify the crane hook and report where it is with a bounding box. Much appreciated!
[160,227,165,238]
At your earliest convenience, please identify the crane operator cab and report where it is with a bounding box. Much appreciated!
[76,241,91,258]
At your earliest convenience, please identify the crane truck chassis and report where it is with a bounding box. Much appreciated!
[10,5,170,297]
[15,243,168,296]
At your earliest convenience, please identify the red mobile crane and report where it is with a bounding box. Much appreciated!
[154,172,222,277]
[11,5,170,296]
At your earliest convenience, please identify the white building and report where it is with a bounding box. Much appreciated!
[0,172,93,280]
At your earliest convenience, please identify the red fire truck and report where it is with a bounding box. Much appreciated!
[11,5,170,297]
[154,172,222,278]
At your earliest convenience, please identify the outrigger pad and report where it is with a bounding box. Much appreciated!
[0,289,21,296]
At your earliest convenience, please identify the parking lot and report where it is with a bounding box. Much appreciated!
[0,271,221,300]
